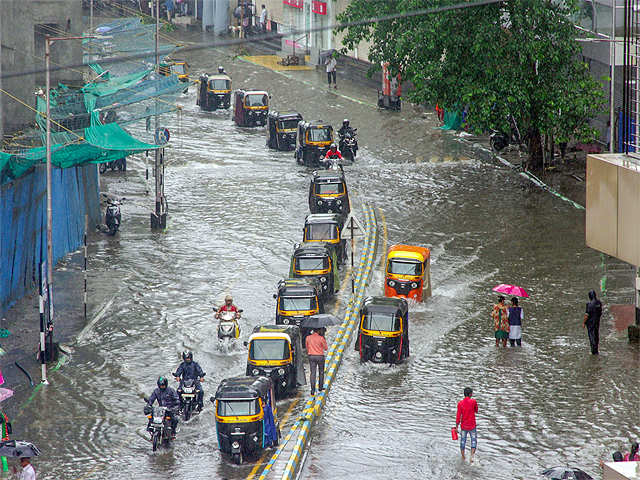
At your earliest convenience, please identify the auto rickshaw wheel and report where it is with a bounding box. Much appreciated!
[232,452,243,465]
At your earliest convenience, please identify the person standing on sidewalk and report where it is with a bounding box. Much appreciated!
[259,5,267,32]
[508,297,523,347]
[455,387,478,463]
[305,328,328,396]
[583,289,602,355]
[325,53,337,89]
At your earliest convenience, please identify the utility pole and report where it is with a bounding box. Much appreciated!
[90,0,94,32]
[0,11,4,145]
[151,0,167,229]
[610,0,616,153]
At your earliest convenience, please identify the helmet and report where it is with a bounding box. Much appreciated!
[182,351,193,362]
[330,143,337,149]
[218,66,225,73]
[342,119,349,126]
[225,295,233,302]
[157,376,168,389]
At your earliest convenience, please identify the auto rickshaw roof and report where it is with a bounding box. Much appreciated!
[387,244,430,262]
[207,73,231,81]
[304,213,342,226]
[293,242,331,257]
[312,169,346,181]
[361,296,409,315]
[215,376,273,400]
[278,283,319,297]
[252,324,301,340]
[270,111,303,121]
[300,120,332,129]
[239,90,269,95]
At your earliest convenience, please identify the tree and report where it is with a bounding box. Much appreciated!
[337,0,606,170]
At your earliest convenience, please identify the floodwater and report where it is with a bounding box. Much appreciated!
[11,32,639,480]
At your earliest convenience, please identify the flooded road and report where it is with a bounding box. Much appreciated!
[11,32,638,480]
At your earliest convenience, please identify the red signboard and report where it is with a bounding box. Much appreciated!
[283,0,303,8]
[312,0,327,14]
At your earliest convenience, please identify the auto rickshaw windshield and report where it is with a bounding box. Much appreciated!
[388,260,422,276]
[246,94,268,107]
[295,256,328,271]
[279,119,300,130]
[306,224,338,240]
[217,399,259,416]
[363,312,401,332]
[280,296,317,311]
[209,79,229,90]
[315,182,344,195]
[308,128,332,142]
[171,64,185,75]
[250,339,291,360]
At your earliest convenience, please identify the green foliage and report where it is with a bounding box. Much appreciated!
[337,0,606,168]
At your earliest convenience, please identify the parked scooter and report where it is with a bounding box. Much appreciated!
[490,114,528,153]
[105,200,121,236]
[339,129,358,160]
[143,401,174,452]
[216,308,242,352]
[99,157,126,174]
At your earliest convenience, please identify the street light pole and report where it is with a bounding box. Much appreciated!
[610,0,616,153]
[151,0,166,230]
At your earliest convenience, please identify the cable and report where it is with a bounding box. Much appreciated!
[1,0,504,81]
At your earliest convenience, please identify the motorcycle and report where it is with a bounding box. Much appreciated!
[490,114,528,153]
[105,200,121,236]
[216,308,242,352]
[322,156,343,172]
[175,377,202,421]
[339,129,358,161]
[143,401,174,452]
[99,157,126,174]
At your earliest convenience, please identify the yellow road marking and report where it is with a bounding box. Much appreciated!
[378,207,388,279]
[246,394,301,480]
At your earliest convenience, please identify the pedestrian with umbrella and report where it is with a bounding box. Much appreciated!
[492,284,529,348]
[301,314,340,396]
[0,441,40,480]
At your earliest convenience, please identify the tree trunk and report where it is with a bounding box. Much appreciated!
[527,128,543,171]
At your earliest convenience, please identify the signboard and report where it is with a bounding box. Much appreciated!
[283,0,303,8]
[155,127,170,145]
[312,0,327,14]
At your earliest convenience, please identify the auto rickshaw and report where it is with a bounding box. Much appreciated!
[233,89,269,127]
[355,296,409,364]
[294,121,334,167]
[274,278,323,343]
[289,242,339,301]
[212,376,280,464]
[384,244,431,301]
[245,325,306,399]
[159,59,190,83]
[302,213,347,265]
[308,169,350,217]
[267,111,303,151]
[197,72,232,111]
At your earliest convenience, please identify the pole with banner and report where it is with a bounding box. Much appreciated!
[39,262,48,385]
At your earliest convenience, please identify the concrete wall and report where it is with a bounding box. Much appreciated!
[0,0,83,136]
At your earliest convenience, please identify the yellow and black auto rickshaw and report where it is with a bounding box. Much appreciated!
[267,111,303,151]
[197,72,232,111]
[302,213,347,265]
[159,59,190,83]
[274,278,323,342]
[355,296,409,364]
[289,242,339,301]
[245,325,306,399]
[212,376,280,464]
[294,121,334,167]
[308,169,350,217]
[233,89,269,127]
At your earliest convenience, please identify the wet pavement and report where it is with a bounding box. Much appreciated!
[2,27,637,480]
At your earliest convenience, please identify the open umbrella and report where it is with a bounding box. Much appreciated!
[0,441,40,458]
[300,314,342,330]
[492,284,529,298]
[541,467,593,480]
[319,49,336,63]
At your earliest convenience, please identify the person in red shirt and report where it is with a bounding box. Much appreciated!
[325,143,343,160]
[216,295,240,319]
[455,387,478,462]
[305,328,328,396]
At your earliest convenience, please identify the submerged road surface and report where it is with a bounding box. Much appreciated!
[10,33,636,480]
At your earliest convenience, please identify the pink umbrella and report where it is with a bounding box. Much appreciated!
[492,284,529,298]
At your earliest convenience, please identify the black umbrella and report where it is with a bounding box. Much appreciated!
[0,441,40,458]
[300,314,342,329]
[319,49,336,63]
[541,467,593,480]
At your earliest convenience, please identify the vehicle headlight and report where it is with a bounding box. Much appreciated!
[320,277,327,283]
[317,200,323,205]
[278,368,285,376]
[411,282,418,288]
[388,280,396,287]
[282,381,287,386]
[232,441,240,449]
[252,368,259,375]
[392,349,397,355]
[283,318,289,325]
[253,435,258,442]
[322,284,328,290]
[337,200,342,205]
[375,352,383,359]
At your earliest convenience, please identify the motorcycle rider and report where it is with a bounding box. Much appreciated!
[338,119,358,156]
[147,376,180,439]
[216,295,240,319]
[322,143,343,170]
[218,65,226,74]
[173,351,206,412]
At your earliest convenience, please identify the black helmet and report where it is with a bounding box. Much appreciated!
[342,119,349,127]
[182,351,193,361]
[157,376,168,389]
[218,66,225,73]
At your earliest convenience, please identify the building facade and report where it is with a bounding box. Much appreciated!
[0,0,83,140]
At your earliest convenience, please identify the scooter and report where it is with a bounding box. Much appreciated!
[105,200,121,236]
[490,114,528,153]
[216,308,242,352]
[339,129,358,161]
